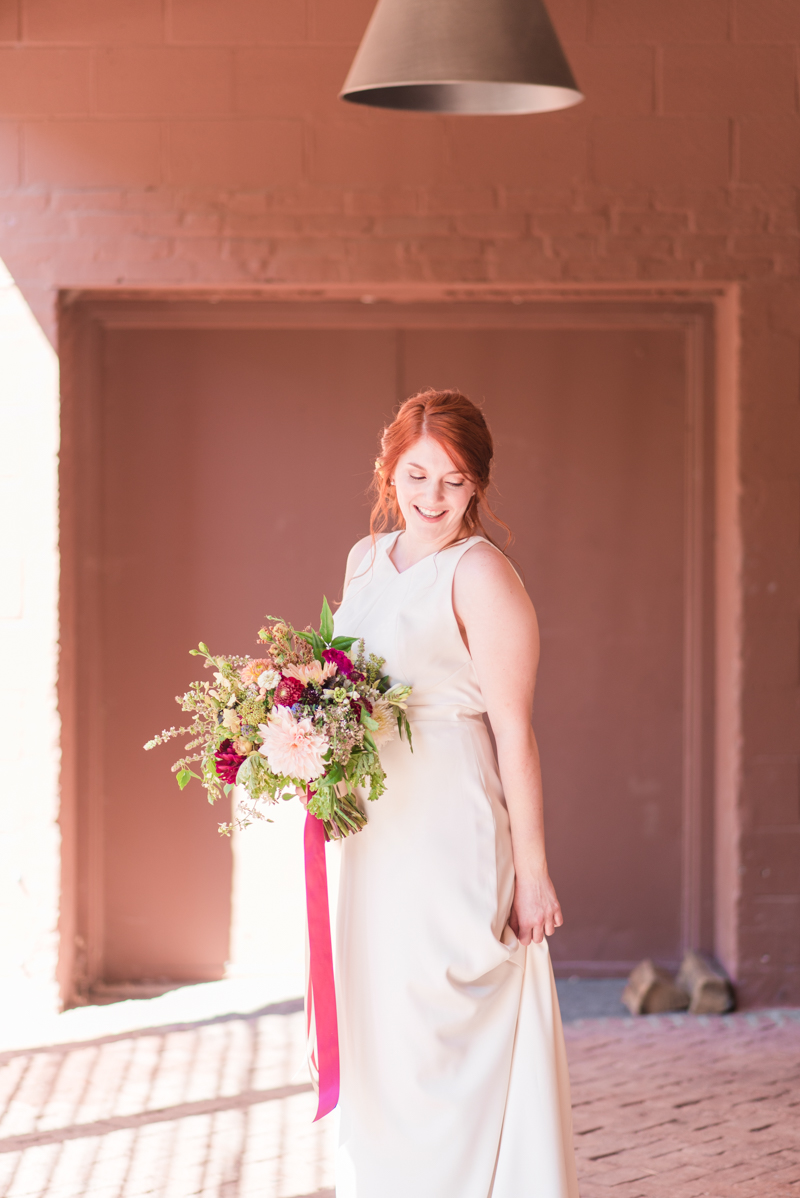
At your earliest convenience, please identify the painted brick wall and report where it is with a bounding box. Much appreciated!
[0,0,796,337]
[0,0,796,1004]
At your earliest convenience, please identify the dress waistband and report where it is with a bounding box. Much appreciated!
[406,704,486,723]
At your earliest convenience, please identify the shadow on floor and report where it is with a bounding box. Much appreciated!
[555,977,630,1021]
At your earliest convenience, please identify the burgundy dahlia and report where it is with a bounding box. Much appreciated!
[323,648,354,678]
[274,675,306,707]
[349,696,373,720]
[215,739,247,785]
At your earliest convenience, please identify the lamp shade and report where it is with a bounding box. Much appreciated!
[340,0,583,115]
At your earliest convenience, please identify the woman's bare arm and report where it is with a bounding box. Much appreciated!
[453,543,563,946]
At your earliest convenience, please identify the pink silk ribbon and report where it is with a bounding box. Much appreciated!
[303,810,340,1121]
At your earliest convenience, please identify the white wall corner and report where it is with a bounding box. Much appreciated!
[0,261,61,1019]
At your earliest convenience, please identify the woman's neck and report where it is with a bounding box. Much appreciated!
[390,525,471,572]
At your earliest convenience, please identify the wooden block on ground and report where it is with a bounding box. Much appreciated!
[676,949,735,1014]
[622,959,691,1015]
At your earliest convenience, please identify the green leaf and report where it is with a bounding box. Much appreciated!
[360,706,379,731]
[396,710,413,751]
[319,596,334,644]
[403,714,414,752]
[331,635,358,651]
[363,729,377,753]
[177,768,200,790]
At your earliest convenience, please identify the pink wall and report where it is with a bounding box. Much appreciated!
[0,0,797,1004]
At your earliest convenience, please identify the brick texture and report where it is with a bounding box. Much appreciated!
[739,119,800,186]
[735,0,800,42]
[310,116,449,186]
[22,0,164,44]
[166,119,304,187]
[95,47,235,117]
[308,0,377,44]
[663,46,798,116]
[0,1004,798,1198]
[233,46,352,119]
[593,117,730,187]
[566,1012,800,1197]
[0,49,92,115]
[167,0,306,45]
[564,44,655,115]
[590,0,731,44]
[23,121,162,186]
[0,3,19,43]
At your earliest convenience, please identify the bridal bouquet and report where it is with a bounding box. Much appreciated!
[145,599,412,840]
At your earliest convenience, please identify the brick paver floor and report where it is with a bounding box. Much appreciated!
[565,1011,800,1198]
[0,1000,797,1197]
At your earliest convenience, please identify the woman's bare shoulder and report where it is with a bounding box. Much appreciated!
[454,540,538,646]
[455,539,524,591]
[347,531,390,565]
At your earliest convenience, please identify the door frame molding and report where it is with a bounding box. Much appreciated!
[58,281,740,1001]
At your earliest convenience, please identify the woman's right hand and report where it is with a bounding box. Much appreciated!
[509,872,564,945]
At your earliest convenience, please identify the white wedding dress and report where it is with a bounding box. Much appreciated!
[332,532,579,1198]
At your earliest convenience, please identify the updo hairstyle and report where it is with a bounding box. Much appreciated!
[370,388,512,550]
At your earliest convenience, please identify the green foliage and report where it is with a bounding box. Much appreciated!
[364,653,387,686]
[235,754,285,803]
[360,707,379,731]
[319,596,334,644]
[396,709,413,751]
[331,635,358,651]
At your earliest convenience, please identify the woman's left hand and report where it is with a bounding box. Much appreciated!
[509,874,564,945]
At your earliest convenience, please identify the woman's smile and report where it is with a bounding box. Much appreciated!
[413,504,447,522]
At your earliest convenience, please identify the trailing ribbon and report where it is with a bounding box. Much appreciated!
[303,809,340,1121]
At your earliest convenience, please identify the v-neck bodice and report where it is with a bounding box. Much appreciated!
[334,531,490,720]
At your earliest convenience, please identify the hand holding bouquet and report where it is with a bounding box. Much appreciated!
[146,599,412,840]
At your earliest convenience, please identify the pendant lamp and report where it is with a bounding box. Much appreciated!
[340,0,583,115]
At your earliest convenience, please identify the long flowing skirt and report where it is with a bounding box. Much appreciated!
[333,713,579,1198]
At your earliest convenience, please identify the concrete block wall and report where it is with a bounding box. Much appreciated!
[0,0,795,1004]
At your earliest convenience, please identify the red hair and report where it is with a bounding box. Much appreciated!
[370,389,512,551]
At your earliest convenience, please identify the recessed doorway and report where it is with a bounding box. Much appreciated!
[59,291,718,1000]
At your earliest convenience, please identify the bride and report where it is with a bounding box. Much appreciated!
[332,388,579,1198]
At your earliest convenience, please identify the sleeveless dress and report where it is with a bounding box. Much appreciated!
[332,532,579,1198]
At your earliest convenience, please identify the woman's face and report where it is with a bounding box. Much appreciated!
[392,436,476,545]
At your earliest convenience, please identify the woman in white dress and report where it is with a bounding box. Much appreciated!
[332,389,579,1198]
